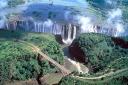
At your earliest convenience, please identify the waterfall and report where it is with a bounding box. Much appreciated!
[67,24,72,42]
[0,19,5,29]
[70,25,77,40]
[5,18,77,44]
[5,22,9,30]
[29,20,63,34]
[5,21,17,30]
[62,24,77,44]
[0,14,6,29]
[4,16,79,44]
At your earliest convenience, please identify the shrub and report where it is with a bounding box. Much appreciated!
[70,33,128,72]
[0,30,64,84]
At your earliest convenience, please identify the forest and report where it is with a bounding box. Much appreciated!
[0,0,128,85]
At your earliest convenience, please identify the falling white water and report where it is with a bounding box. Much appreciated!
[32,19,62,34]
[43,19,53,33]
[0,0,8,28]
[43,19,53,27]
[67,24,72,42]
[0,15,6,28]
[0,0,127,41]
[62,24,77,44]
[72,25,77,39]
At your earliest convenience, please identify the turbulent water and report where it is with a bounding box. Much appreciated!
[0,0,128,44]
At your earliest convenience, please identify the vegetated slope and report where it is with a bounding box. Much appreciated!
[59,68,128,85]
[20,40,70,74]
[70,33,128,72]
[60,33,128,85]
[0,29,64,84]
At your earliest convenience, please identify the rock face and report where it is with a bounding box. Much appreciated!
[69,42,86,63]
[112,37,128,49]
[69,33,128,73]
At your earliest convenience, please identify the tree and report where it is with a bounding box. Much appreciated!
[70,33,128,72]
[0,30,64,84]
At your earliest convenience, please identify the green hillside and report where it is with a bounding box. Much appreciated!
[0,30,64,84]
[59,33,128,85]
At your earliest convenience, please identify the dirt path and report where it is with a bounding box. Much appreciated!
[19,40,71,75]
[72,68,128,82]
[14,40,128,84]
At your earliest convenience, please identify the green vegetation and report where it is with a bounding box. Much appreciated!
[0,30,64,84]
[0,40,38,84]
[72,33,128,72]
[59,71,128,85]
[62,33,128,85]
[108,57,128,70]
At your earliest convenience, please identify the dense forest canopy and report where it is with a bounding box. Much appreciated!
[60,33,128,85]
[0,30,64,84]
[0,0,128,85]
[70,33,128,72]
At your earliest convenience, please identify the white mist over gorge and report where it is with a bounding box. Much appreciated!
[74,15,96,33]
[0,0,128,44]
[0,0,8,28]
[106,0,125,37]
[0,0,8,9]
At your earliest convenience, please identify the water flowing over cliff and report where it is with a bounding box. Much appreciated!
[0,0,128,44]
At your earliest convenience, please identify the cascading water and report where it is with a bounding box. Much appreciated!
[0,0,87,44]
[0,0,7,28]
[32,20,63,34]
[1,0,128,44]
[5,18,77,45]
[0,15,6,29]
[62,24,77,44]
